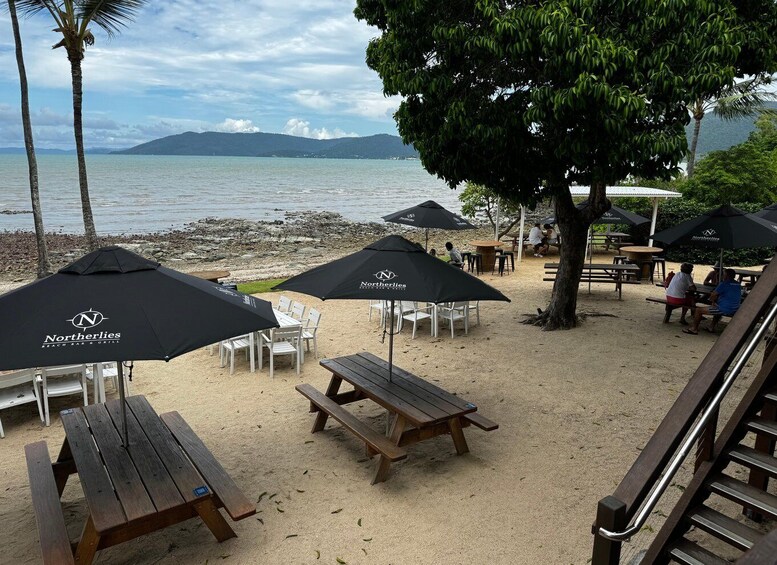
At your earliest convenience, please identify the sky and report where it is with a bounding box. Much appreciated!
[0,0,401,149]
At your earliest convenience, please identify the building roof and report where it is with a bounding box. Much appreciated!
[569,186,682,199]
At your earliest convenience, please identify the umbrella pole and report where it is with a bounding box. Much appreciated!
[118,361,128,448]
[388,299,395,382]
[720,249,724,281]
[588,228,593,294]
[425,228,429,252]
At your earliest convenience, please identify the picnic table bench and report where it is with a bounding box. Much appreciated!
[26,395,254,565]
[296,351,498,484]
[544,262,640,300]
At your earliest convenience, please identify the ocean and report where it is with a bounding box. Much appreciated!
[0,155,463,234]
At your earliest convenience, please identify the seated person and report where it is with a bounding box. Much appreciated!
[429,248,437,257]
[684,268,742,335]
[529,223,549,257]
[445,241,463,268]
[544,224,559,245]
[703,262,721,286]
[665,262,696,325]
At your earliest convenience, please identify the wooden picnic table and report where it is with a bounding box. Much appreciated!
[733,268,764,286]
[296,351,498,484]
[25,395,254,565]
[544,262,640,300]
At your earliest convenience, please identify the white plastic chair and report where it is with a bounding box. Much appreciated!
[302,308,321,358]
[438,302,469,338]
[369,300,387,323]
[469,301,481,326]
[0,369,44,438]
[220,334,254,374]
[85,362,124,404]
[39,365,88,427]
[259,326,303,378]
[278,295,293,314]
[290,301,306,321]
[400,302,433,339]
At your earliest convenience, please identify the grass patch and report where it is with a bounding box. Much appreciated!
[237,278,287,294]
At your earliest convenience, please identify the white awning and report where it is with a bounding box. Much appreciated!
[569,186,682,199]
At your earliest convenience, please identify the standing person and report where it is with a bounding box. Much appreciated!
[445,241,463,268]
[529,223,548,257]
[683,268,741,335]
[665,262,696,325]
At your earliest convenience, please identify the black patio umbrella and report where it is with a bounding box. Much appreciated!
[382,200,476,251]
[274,235,509,379]
[755,203,777,223]
[651,204,777,275]
[0,246,279,445]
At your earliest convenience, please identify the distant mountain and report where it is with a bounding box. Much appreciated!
[686,101,777,157]
[112,131,418,160]
[0,147,115,155]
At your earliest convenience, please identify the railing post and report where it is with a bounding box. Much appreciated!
[592,496,627,565]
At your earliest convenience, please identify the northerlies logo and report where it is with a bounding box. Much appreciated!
[359,269,406,290]
[691,228,720,243]
[42,308,121,349]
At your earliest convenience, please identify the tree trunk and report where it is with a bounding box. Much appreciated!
[526,182,609,330]
[687,104,704,178]
[68,51,99,250]
[9,0,52,278]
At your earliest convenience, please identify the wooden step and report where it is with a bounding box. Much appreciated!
[687,505,762,551]
[296,384,407,462]
[728,446,777,480]
[762,389,777,406]
[668,538,730,565]
[746,417,777,441]
[707,475,777,520]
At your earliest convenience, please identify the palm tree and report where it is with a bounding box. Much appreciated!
[687,75,777,177]
[15,0,147,250]
[8,0,52,277]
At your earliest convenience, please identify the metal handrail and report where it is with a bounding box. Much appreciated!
[597,299,777,542]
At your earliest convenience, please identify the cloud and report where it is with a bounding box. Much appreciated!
[282,118,358,140]
[213,118,261,133]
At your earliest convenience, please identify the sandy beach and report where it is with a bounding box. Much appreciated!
[0,249,747,565]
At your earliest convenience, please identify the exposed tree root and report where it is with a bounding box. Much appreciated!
[522,308,617,330]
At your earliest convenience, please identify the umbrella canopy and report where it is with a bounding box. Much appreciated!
[382,200,476,251]
[274,235,509,379]
[541,202,650,226]
[755,203,777,223]
[0,246,279,444]
[651,205,777,249]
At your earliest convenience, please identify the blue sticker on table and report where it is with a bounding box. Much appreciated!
[61,409,74,415]
[193,486,210,496]
[466,403,476,409]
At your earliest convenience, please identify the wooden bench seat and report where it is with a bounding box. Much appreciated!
[296,384,407,462]
[463,413,499,431]
[160,411,256,521]
[25,441,75,565]
[543,276,639,285]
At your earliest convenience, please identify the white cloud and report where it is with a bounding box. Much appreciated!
[213,118,261,133]
[283,118,358,140]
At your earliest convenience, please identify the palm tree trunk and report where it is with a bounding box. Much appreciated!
[68,51,99,250]
[687,112,703,178]
[9,0,52,278]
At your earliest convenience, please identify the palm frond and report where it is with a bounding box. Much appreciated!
[13,0,59,17]
[713,75,777,120]
[76,0,146,37]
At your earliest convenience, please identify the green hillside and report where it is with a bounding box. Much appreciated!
[686,101,777,158]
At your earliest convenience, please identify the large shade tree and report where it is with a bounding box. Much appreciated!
[355,0,777,330]
[8,0,51,277]
[16,0,147,250]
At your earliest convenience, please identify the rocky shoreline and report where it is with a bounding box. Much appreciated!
[0,211,496,285]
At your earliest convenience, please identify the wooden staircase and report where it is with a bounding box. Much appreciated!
[651,386,777,564]
[591,256,777,565]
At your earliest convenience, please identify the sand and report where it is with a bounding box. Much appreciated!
[0,254,725,565]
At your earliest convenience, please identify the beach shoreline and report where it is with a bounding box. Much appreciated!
[0,211,503,287]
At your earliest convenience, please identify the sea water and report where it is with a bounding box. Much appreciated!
[0,154,463,234]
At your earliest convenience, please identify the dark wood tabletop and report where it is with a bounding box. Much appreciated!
[49,395,254,564]
[544,262,640,271]
[320,352,476,427]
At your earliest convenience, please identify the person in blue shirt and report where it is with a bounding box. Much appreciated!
[683,268,742,335]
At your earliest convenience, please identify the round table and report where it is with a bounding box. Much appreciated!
[188,270,231,283]
[620,246,662,281]
[469,240,503,273]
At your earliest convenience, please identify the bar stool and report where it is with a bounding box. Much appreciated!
[461,251,472,266]
[493,254,510,276]
[500,251,515,272]
[652,256,666,283]
[467,253,482,275]
[613,256,627,265]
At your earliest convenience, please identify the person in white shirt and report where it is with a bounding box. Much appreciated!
[529,223,548,257]
[665,262,696,325]
[544,224,558,245]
